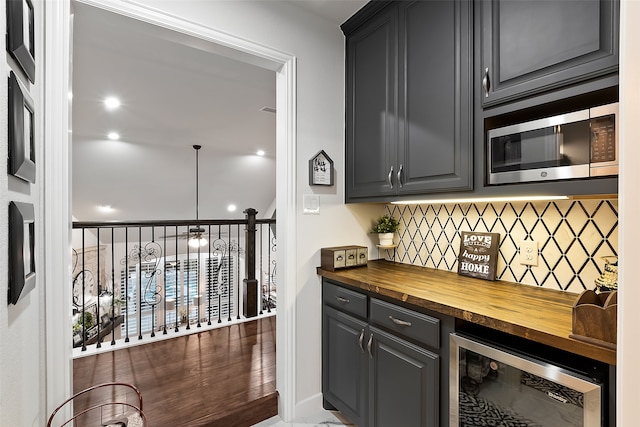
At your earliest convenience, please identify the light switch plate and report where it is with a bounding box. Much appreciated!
[303,194,320,214]
[519,241,538,266]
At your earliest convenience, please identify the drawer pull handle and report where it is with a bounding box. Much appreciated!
[358,329,365,353]
[397,164,403,188]
[388,166,394,189]
[367,333,374,358]
[335,296,350,304]
[336,255,343,261]
[389,316,412,327]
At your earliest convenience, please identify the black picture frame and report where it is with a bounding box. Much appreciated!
[309,150,334,186]
[8,71,35,183]
[8,201,35,304]
[6,0,35,83]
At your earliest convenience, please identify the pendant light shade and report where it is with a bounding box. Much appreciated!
[188,236,208,248]
[188,144,207,249]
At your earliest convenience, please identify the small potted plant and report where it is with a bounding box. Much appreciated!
[371,214,400,246]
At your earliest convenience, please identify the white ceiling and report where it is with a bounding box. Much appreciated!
[71,1,367,222]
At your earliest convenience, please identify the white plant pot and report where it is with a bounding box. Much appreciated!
[378,233,395,246]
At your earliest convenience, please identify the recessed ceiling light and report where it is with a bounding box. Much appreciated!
[256,150,265,156]
[104,97,121,110]
[107,132,120,140]
[98,205,114,213]
[227,204,237,212]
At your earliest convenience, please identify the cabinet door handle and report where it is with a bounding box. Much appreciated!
[397,164,403,188]
[358,329,365,353]
[367,333,374,359]
[482,67,490,97]
[389,315,412,327]
[335,296,350,304]
[388,166,394,189]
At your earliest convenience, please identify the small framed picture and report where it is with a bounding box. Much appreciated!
[457,231,501,281]
[309,150,334,186]
[8,71,35,183]
[8,201,36,304]
[6,0,36,83]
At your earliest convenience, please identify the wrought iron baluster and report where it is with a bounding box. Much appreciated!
[124,227,130,343]
[259,224,264,315]
[186,229,190,331]
[111,227,116,345]
[207,224,212,326]
[81,229,87,351]
[175,225,179,332]
[96,228,101,348]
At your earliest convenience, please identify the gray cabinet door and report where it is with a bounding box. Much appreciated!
[345,0,473,202]
[397,0,473,194]
[322,305,368,426]
[345,4,398,201]
[369,327,439,427]
[480,0,619,107]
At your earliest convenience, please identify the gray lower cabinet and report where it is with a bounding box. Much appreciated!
[322,280,445,427]
[479,0,619,108]
[342,0,473,202]
[322,305,368,426]
[369,327,439,427]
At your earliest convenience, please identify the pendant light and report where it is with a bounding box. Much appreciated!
[188,144,208,248]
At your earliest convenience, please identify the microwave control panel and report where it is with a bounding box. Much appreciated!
[590,115,616,163]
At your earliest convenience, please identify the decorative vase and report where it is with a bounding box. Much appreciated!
[378,233,394,246]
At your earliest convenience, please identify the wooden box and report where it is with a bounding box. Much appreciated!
[321,245,368,272]
[570,290,617,350]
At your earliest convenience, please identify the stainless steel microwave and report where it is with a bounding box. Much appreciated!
[487,103,618,185]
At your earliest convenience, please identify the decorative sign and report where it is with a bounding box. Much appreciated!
[309,150,334,186]
[457,231,501,281]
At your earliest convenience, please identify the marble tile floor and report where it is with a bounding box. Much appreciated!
[252,410,354,427]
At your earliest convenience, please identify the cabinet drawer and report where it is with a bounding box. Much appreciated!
[370,298,439,349]
[323,281,367,319]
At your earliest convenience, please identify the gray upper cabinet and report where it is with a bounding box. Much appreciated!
[343,0,473,203]
[480,0,619,108]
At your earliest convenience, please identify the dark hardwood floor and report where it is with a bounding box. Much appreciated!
[72,316,277,426]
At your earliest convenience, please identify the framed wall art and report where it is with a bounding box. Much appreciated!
[8,71,35,183]
[8,201,36,304]
[6,0,36,83]
[309,150,334,186]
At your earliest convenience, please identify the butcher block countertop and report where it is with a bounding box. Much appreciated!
[317,260,616,365]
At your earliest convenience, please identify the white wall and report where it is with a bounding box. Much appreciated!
[617,0,640,423]
[0,1,48,425]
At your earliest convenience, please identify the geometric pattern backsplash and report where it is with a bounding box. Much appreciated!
[385,199,618,294]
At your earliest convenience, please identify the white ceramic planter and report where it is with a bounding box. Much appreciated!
[378,233,395,246]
